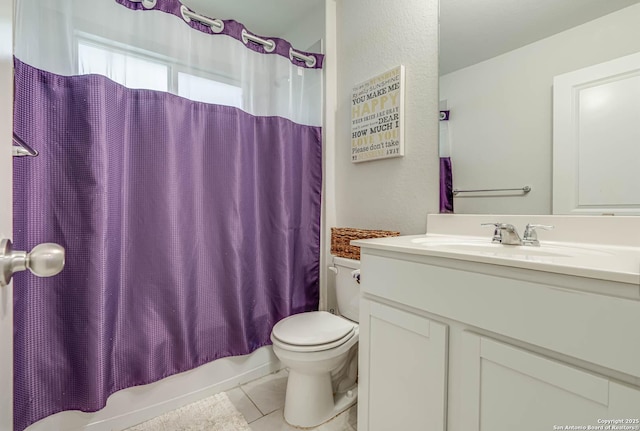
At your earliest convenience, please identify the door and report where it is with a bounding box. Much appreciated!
[553,51,640,215]
[0,1,13,429]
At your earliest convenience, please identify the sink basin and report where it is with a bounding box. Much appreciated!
[353,232,639,285]
[423,242,571,258]
[410,237,488,245]
[410,236,614,259]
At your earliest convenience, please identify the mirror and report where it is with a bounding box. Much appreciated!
[439,0,640,214]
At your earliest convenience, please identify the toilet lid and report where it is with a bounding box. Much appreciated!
[271,311,355,346]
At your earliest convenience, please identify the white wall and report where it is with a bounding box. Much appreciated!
[280,1,325,51]
[440,3,640,215]
[0,1,13,429]
[334,0,440,235]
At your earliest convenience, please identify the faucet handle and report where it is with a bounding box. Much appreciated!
[481,223,504,243]
[523,224,554,246]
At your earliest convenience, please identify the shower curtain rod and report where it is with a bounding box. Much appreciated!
[179,3,317,67]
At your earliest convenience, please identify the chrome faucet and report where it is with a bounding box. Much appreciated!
[481,223,503,243]
[481,223,522,245]
[482,223,554,246]
[522,224,554,246]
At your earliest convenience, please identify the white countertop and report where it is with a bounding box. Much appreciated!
[352,233,640,285]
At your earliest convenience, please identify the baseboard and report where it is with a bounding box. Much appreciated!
[25,346,280,431]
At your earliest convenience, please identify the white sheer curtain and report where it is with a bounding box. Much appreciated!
[15,0,323,126]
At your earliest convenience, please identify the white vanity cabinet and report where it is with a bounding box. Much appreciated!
[460,333,640,430]
[358,299,448,431]
[356,248,640,431]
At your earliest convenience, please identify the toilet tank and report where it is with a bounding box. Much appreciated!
[332,256,361,323]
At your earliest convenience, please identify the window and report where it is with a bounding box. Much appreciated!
[77,37,242,108]
[178,72,242,108]
[78,41,169,92]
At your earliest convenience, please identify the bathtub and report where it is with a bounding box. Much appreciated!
[25,346,280,431]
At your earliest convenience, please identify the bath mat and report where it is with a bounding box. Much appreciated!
[126,392,251,431]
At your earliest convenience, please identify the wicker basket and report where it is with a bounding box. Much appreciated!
[331,227,400,260]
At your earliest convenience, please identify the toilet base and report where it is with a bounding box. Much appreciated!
[283,369,358,428]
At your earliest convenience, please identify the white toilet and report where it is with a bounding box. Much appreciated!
[270,256,360,428]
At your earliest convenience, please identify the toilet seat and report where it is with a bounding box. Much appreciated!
[271,311,357,352]
[272,330,356,353]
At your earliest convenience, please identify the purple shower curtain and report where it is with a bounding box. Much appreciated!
[440,157,454,213]
[13,59,321,430]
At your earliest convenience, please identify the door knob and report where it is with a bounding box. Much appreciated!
[0,239,65,287]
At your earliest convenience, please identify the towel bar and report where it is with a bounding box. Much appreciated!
[453,186,531,195]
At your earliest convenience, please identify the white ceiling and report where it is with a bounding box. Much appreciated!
[178,0,640,74]
[439,0,640,74]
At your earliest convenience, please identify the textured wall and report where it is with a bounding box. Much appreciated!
[440,3,640,215]
[0,2,13,430]
[334,0,440,234]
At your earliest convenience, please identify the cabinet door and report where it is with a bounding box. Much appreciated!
[359,299,448,431]
[460,332,640,430]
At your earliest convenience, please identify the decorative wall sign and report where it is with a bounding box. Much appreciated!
[351,65,405,163]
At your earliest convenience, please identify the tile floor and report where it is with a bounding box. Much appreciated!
[228,369,358,431]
